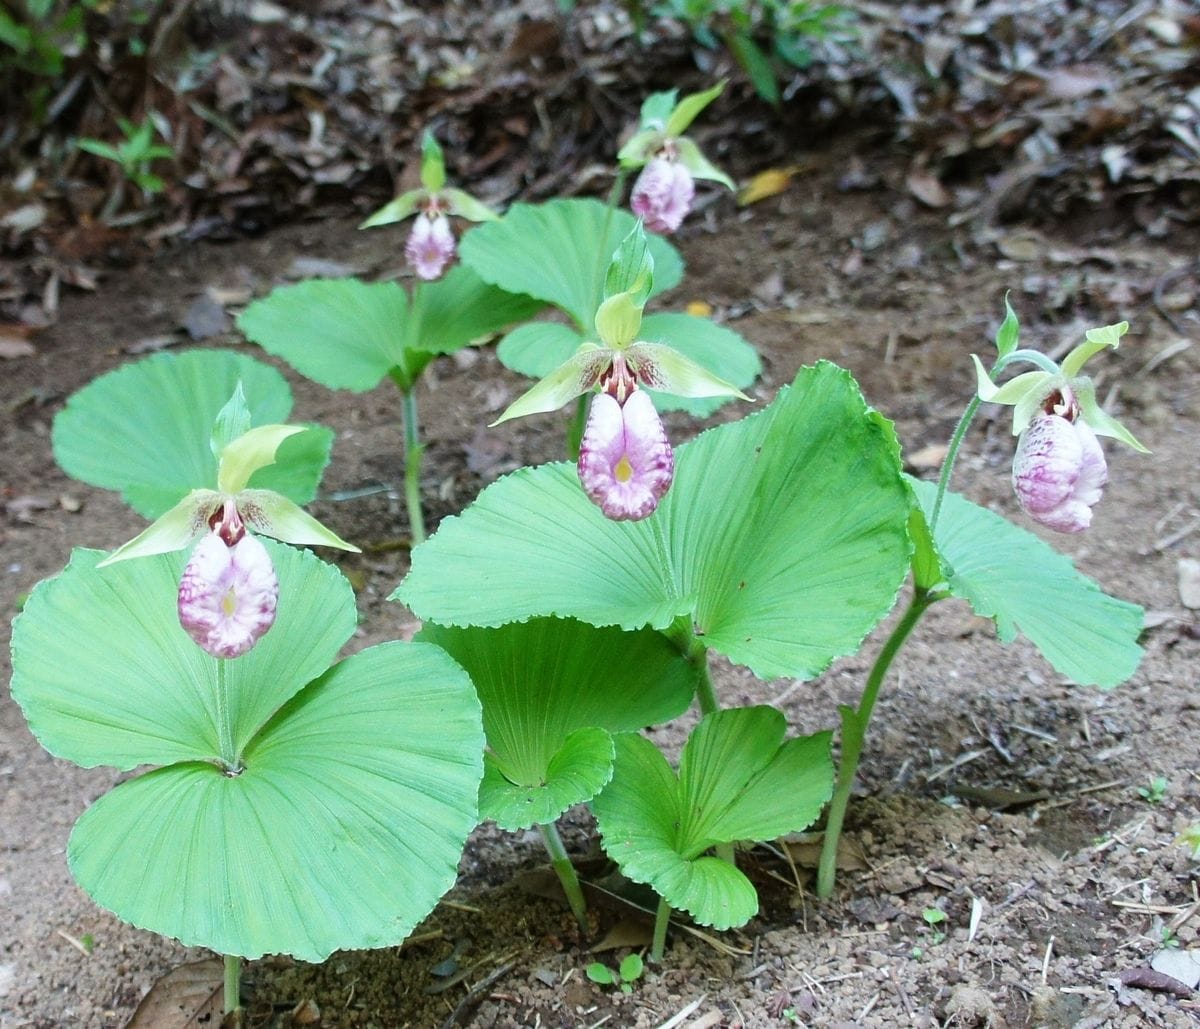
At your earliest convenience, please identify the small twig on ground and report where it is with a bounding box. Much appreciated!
[655,995,706,1029]
[438,961,515,1029]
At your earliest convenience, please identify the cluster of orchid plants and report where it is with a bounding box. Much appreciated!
[9,82,1148,1021]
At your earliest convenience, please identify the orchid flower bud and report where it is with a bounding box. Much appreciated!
[578,389,674,521]
[1012,412,1108,533]
[405,212,457,281]
[178,532,279,658]
[631,157,696,234]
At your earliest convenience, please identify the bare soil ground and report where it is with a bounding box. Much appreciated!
[3,133,1200,1028]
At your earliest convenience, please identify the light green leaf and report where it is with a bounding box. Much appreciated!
[592,709,833,929]
[359,189,424,229]
[10,542,357,770]
[617,128,664,167]
[459,199,684,330]
[673,138,736,190]
[443,187,499,222]
[239,490,359,551]
[910,477,1143,687]
[490,344,610,424]
[496,321,586,380]
[397,363,911,681]
[97,489,216,565]
[418,619,696,829]
[67,640,483,960]
[727,30,780,107]
[420,129,446,192]
[604,222,654,307]
[238,270,539,394]
[209,383,252,458]
[52,351,320,520]
[640,90,677,131]
[216,424,304,494]
[995,295,1020,357]
[627,342,750,401]
[665,80,726,137]
[1061,321,1128,378]
[1075,385,1149,452]
[237,278,412,391]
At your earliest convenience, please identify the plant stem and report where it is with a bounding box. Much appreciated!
[929,396,980,534]
[816,591,933,899]
[214,659,238,772]
[538,822,588,932]
[650,896,671,963]
[223,953,242,1022]
[401,387,427,546]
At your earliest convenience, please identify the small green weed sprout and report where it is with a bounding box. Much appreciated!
[586,953,645,994]
[1137,775,1168,804]
[922,907,948,945]
[77,115,174,196]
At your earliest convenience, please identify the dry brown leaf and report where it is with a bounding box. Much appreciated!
[906,168,952,208]
[905,443,949,472]
[738,166,800,207]
[1178,558,1200,609]
[591,919,652,953]
[996,232,1044,262]
[125,958,223,1028]
[0,332,35,359]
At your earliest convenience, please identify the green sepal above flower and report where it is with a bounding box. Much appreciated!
[972,319,1147,452]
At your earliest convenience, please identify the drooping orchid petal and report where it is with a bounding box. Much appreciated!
[237,489,357,550]
[631,158,695,234]
[177,532,279,658]
[625,341,752,400]
[97,489,222,566]
[1012,414,1108,533]
[578,390,674,521]
[405,212,457,281]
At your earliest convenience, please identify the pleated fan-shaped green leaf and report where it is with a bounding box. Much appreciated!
[909,477,1143,687]
[418,619,696,829]
[11,545,484,960]
[396,362,911,682]
[236,266,542,393]
[52,350,331,520]
[592,708,833,930]
[495,312,761,417]
[459,199,684,330]
[10,544,356,769]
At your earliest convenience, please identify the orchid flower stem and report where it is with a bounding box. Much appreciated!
[223,953,242,1022]
[650,896,672,963]
[215,658,237,772]
[538,822,588,932]
[401,387,427,547]
[929,395,981,534]
[816,590,933,899]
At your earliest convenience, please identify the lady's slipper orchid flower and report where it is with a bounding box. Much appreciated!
[98,419,358,656]
[619,83,734,234]
[631,156,696,234]
[178,531,279,658]
[404,211,457,281]
[492,232,748,521]
[360,130,498,281]
[973,321,1147,533]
